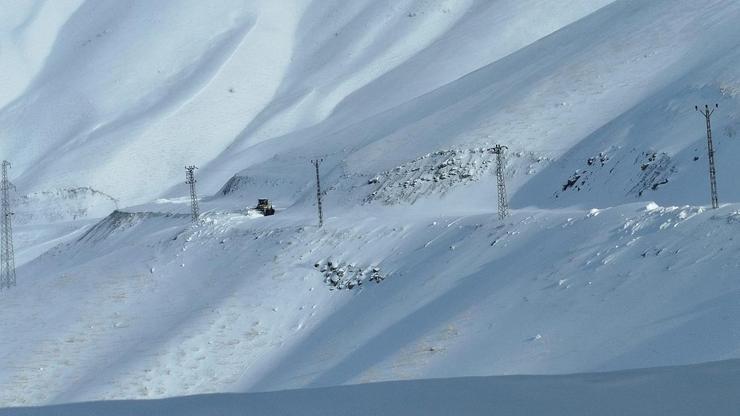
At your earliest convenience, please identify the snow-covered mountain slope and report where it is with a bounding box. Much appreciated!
[2,0,623,206]
[5,360,740,416]
[3,202,740,405]
[0,0,83,108]
[2,0,737,211]
[195,0,740,212]
[2,0,740,409]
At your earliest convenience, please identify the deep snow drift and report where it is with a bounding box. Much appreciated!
[4,360,740,416]
[3,202,740,405]
[1,0,740,409]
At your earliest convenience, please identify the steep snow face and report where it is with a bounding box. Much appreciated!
[0,0,266,203]
[0,0,616,205]
[2,0,740,409]
[4,360,740,416]
[12,187,118,225]
[4,203,740,405]
[199,0,740,213]
[1,0,738,210]
[0,0,84,108]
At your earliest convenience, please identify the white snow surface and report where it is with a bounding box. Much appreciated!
[1,0,740,409]
[3,360,740,415]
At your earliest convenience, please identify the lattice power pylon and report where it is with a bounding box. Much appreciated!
[1,161,16,289]
[493,145,509,220]
[185,165,200,222]
[696,104,720,209]
[311,159,324,227]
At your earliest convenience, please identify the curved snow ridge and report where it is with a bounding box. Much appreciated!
[13,186,119,225]
[0,0,622,206]
[231,0,619,149]
[233,0,483,147]
[0,1,264,204]
[74,210,188,245]
[327,0,618,126]
[3,359,740,416]
[0,0,85,109]
[80,14,257,145]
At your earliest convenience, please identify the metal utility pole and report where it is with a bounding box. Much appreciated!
[493,145,509,220]
[311,159,324,227]
[1,161,16,289]
[185,165,200,222]
[695,104,719,209]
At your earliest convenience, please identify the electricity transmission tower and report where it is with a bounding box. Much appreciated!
[493,145,509,220]
[1,161,16,289]
[311,159,324,227]
[185,165,200,222]
[695,104,719,209]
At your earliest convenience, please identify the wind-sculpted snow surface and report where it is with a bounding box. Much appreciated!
[0,0,738,209]
[3,202,740,405]
[2,0,740,409]
[4,360,740,416]
[2,0,740,209]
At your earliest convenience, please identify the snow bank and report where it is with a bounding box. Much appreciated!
[3,360,739,416]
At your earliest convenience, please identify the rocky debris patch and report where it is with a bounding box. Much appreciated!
[726,211,740,224]
[587,152,609,167]
[314,260,385,290]
[559,152,610,193]
[555,148,675,199]
[629,151,675,197]
[523,153,553,176]
[364,147,544,205]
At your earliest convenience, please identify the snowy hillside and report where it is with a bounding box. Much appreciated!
[1,0,740,409]
[5,360,740,416]
[5,201,740,405]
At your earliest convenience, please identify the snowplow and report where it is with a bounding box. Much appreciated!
[255,199,275,216]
